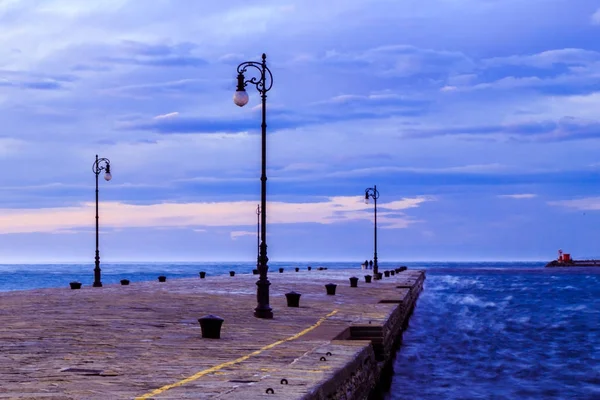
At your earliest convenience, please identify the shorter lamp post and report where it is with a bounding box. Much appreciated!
[92,155,112,287]
[365,185,379,279]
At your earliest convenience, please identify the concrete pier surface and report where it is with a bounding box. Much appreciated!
[0,268,425,399]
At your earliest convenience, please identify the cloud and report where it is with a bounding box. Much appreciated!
[324,45,473,74]
[498,194,537,199]
[96,40,208,68]
[403,116,600,142]
[120,94,427,134]
[437,48,600,95]
[0,196,433,234]
[592,8,600,25]
[440,86,458,92]
[103,79,211,98]
[230,230,256,240]
[153,112,179,120]
[548,197,600,210]
[483,48,600,68]
[0,73,69,91]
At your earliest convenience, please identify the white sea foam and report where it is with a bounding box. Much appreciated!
[452,294,497,308]
[508,316,531,324]
[558,304,587,311]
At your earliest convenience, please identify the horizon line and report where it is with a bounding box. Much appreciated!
[0,259,550,265]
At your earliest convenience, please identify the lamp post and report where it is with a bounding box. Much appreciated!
[256,204,260,270]
[233,53,274,319]
[364,185,379,279]
[92,155,112,287]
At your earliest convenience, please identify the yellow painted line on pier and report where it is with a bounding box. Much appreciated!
[135,309,339,400]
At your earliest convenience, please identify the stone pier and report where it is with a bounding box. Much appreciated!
[0,267,425,399]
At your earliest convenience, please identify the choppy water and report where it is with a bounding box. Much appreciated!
[386,263,600,400]
[1,261,598,398]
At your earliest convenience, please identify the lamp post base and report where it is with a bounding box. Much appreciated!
[254,307,274,319]
[92,282,103,287]
[255,277,273,319]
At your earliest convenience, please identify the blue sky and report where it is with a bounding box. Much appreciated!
[1,0,600,262]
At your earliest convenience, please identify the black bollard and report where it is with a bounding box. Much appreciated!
[158,276,167,282]
[229,271,235,277]
[364,275,372,283]
[252,269,259,275]
[285,291,301,307]
[295,267,299,272]
[325,283,337,295]
[349,277,359,288]
[384,271,390,277]
[308,266,312,271]
[199,271,206,279]
[198,315,224,339]
[399,266,407,272]
[377,272,383,280]
[279,268,284,273]
[391,270,395,276]
[69,282,82,290]
[120,279,130,286]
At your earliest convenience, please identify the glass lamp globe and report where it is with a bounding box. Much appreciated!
[233,90,249,107]
[104,171,112,181]
[364,197,370,204]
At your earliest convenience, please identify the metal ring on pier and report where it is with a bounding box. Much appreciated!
[326,351,332,356]
[320,356,327,361]
[280,378,288,385]
[266,388,274,394]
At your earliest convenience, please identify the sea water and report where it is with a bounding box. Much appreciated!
[1,261,598,398]
[385,263,600,399]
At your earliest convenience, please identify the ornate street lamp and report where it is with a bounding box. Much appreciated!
[92,155,112,287]
[364,185,380,279]
[234,53,274,318]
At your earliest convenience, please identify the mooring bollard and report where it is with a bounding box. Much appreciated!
[252,268,259,275]
[229,271,235,277]
[325,283,337,295]
[295,267,299,272]
[120,279,130,286]
[69,282,82,290]
[364,275,372,283]
[158,276,166,282]
[199,271,206,279]
[377,272,383,280]
[279,268,284,273]
[285,291,301,307]
[308,266,312,271]
[391,270,395,276]
[399,266,407,272]
[198,315,224,339]
[384,271,390,277]
[349,276,359,287]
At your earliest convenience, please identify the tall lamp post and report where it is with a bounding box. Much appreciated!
[364,185,379,279]
[256,204,261,270]
[92,155,112,287]
[233,53,274,319]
